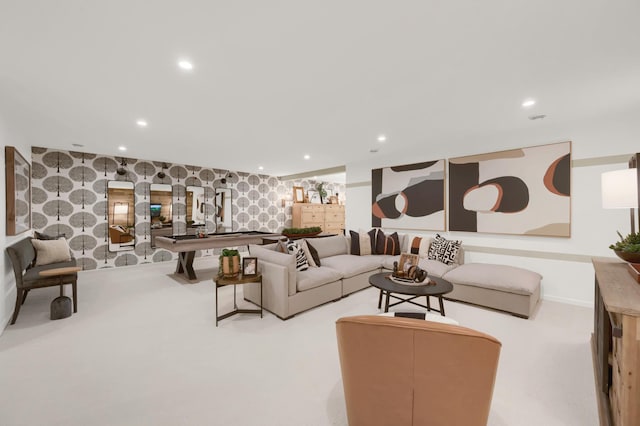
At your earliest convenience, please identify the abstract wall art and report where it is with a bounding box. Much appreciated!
[372,160,446,231]
[448,141,571,237]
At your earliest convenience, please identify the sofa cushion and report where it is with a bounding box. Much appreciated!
[31,238,72,266]
[427,234,461,265]
[307,235,348,259]
[375,230,401,255]
[297,266,343,292]
[321,254,383,279]
[443,263,542,296]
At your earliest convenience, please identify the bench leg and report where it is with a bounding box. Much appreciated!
[21,289,29,305]
[72,282,78,313]
[11,290,25,325]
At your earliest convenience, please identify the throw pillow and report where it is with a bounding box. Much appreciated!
[427,234,462,265]
[305,240,322,267]
[286,240,309,271]
[407,235,430,258]
[31,238,72,266]
[375,230,401,255]
[349,229,377,255]
[299,239,317,268]
[34,231,65,240]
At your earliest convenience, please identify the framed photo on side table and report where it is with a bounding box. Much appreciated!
[243,257,258,277]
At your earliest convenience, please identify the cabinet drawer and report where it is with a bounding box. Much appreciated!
[325,223,344,234]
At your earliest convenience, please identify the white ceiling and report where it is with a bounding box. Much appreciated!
[1,1,639,180]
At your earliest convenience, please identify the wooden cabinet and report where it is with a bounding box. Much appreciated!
[292,204,345,234]
[592,258,640,426]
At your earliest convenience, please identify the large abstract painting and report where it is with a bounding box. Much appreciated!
[449,141,571,237]
[372,160,445,231]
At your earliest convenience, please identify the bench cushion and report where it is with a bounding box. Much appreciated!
[443,263,541,296]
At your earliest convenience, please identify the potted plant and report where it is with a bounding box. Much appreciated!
[281,226,322,238]
[316,183,327,204]
[219,248,241,277]
[610,231,640,263]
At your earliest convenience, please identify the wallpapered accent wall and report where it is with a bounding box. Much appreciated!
[31,147,345,270]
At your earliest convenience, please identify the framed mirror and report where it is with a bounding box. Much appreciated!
[150,183,173,248]
[215,188,233,232]
[107,181,135,252]
[5,146,31,235]
[293,186,305,203]
[186,186,207,232]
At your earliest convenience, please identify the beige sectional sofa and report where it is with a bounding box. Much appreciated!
[244,233,541,320]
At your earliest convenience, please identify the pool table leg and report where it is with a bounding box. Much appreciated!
[176,251,197,280]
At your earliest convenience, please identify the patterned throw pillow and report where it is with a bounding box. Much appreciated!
[375,230,401,255]
[349,229,377,255]
[299,239,317,267]
[427,234,461,265]
[407,235,430,258]
[286,240,309,271]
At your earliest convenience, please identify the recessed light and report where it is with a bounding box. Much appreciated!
[522,99,536,108]
[118,146,127,151]
[377,135,387,142]
[258,166,264,171]
[178,60,194,71]
[136,119,148,127]
[304,154,310,160]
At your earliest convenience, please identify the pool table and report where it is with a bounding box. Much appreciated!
[155,231,281,281]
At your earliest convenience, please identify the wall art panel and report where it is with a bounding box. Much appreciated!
[448,141,571,237]
[371,160,446,231]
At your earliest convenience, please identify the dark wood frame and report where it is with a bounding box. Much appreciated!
[5,146,31,236]
[242,257,258,277]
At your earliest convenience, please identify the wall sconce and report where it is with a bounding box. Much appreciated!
[601,158,639,233]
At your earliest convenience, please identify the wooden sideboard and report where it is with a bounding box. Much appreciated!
[292,203,345,234]
[592,258,640,426]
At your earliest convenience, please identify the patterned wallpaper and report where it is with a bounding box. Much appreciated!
[31,147,345,270]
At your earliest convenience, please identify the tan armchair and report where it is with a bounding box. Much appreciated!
[336,315,501,426]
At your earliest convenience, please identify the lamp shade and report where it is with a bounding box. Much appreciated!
[601,168,638,208]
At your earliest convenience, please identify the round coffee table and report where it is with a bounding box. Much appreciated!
[369,272,453,316]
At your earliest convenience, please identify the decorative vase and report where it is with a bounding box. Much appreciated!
[220,255,240,277]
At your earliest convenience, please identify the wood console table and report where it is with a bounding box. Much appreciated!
[592,258,640,426]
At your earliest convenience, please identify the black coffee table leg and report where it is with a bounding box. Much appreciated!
[215,284,219,327]
[378,289,383,309]
[384,291,390,313]
[426,295,431,311]
[439,296,445,317]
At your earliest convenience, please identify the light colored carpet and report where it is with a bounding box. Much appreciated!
[0,258,597,426]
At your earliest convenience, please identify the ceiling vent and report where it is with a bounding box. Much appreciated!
[528,114,547,121]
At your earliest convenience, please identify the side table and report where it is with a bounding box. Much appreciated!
[39,266,81,320]
[214,273,262,326]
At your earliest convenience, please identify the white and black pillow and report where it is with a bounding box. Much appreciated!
[286,240,309,271]
[427,234,461,265]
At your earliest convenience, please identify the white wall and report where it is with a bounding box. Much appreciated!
[346,106,640,307]
[0,114,32,335]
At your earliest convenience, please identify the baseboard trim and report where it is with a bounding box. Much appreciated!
[542,294,593,308]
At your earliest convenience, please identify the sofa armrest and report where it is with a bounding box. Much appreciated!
[253,261,292,318]
[249,244,297,296]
